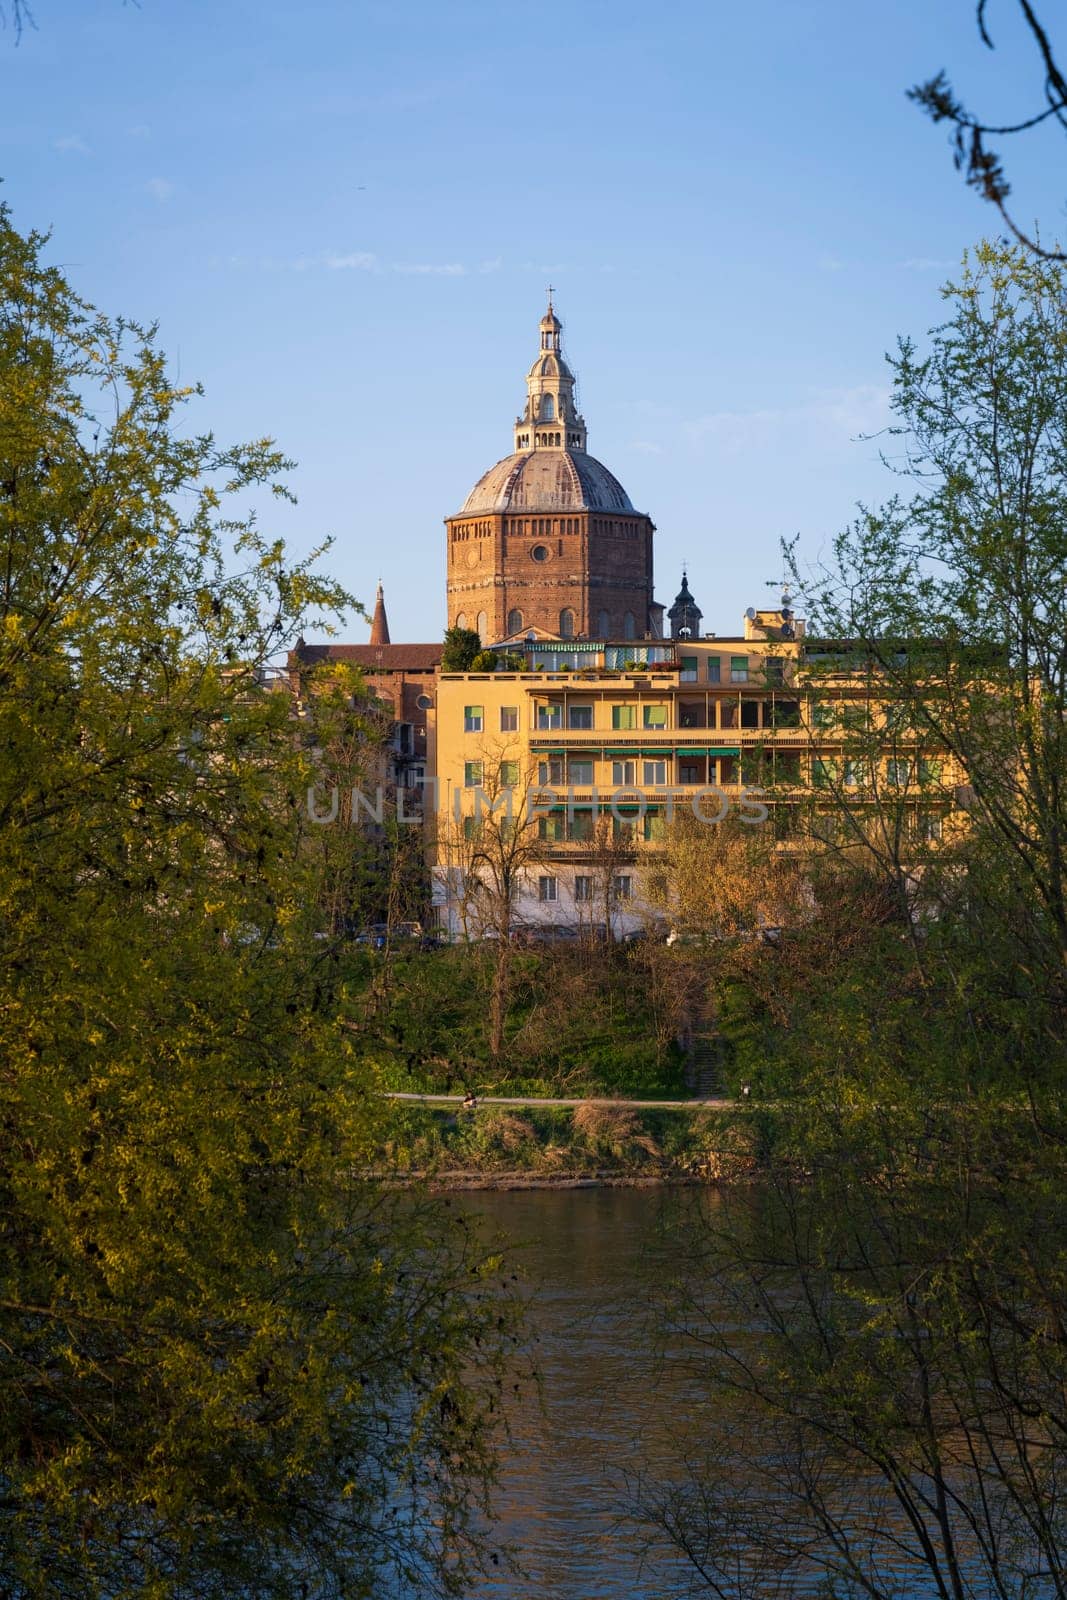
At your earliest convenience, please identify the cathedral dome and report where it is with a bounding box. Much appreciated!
[460,448,634,514]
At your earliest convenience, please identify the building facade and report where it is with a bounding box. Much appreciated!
[430,613,967,939]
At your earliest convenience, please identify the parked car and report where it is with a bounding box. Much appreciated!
[352,920,424,949]
[524,924,580,946]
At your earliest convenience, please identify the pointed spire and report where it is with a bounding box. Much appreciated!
[369,581,391,646]
[669,570,703,640]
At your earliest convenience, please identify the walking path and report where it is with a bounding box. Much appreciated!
[385,1091,736,1109]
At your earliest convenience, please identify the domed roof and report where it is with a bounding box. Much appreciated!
[460,449,635,515]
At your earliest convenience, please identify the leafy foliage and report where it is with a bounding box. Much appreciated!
[0,206,513,1598]
[440,627,481,673]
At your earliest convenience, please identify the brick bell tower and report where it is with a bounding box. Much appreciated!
[445,300,659,643]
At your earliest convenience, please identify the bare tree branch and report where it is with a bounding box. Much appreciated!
[910,2,1067,261]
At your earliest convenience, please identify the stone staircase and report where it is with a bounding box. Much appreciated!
[680,985,725,1100]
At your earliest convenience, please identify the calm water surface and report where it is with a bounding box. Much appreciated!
[458,1186,709,1600]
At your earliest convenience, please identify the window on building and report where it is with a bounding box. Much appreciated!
[462,815,477,840]
[541,393,555,420]
[463,704,483,733]
[680,655,698,683]
[812,757,836,788]
[568,759,594,786]
[707,656,721,684]
[717,755,738,785]
[919,758,943,785]
[774,752,801,784]
[476,610,487,640]
[643,814,665,842]
[568,811,594,841]
[679,701,705,728]
[537,702,562,730]
[538,758,564,785]
[679,760,704,785]
[613,875,632,901]
[719,702,738,729]
[811,701,837,730]
[499,760,519,788]
[612,816,636,842]
[612,760,637,785]
[730,655,749,683]
[886,759,912,787]
[884,702,911,732]
[643,705,667,728]
[612,705,636,730]
[574,875,593,902]
[456,612,468,630]
[770,699,801,729]
[507,608,524,634]
[500,705,518,732]
[842,759,867,787]
[597,609,611,638]
[842,704,869,733]
[568,704,593,729]
[643,760,667,785]
[539,816,564,842]
[559,607,575,638]
[740,700,760,729]
[623,611,636,639]
[538,875,558,902]
[464,761,482,788]
[764,656,785,685]
[916,811,943,842]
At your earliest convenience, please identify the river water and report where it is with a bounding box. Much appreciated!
[458,1186,709,1600]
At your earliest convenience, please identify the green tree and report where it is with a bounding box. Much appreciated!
[0,206,513,1597]
[440,626,481,673]
[636,245,1067,1597]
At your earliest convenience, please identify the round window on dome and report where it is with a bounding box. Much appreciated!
[531,544,549,562]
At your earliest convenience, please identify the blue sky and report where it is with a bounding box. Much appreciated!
[3,0,1063,643]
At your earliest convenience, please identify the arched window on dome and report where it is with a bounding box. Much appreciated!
[559,608,575,639]
[476,610,487,641]
[541,393,555,421]
[507,609,524,635]
[623,611,636,640]
[456,612,468,630]
[597,609,611,639]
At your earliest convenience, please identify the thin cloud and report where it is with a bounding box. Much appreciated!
[323,251,379,271]
[146,177,175,202]
[478,257,503,275]
[901,256,954,271]
[687,385,891,455]
[393,261,466,276]
[53,135,90,154]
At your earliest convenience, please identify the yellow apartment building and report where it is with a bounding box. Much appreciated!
[429,605,967,939]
